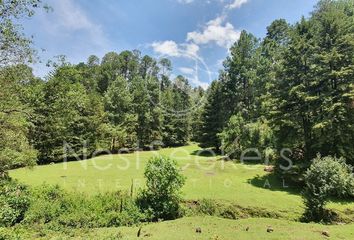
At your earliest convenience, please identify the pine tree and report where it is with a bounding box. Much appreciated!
[199,80,223,150]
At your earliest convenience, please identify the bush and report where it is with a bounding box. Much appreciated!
[302,155,354,222]
[23,184,144,228]
[196,199,219,216]
[219,115,275,162]
[0,180,30,227]
[137,156,186,221]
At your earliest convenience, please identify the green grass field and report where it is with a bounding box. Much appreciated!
[10,216,354,240]
[10,144,354,221]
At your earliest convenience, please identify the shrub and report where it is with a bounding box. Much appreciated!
[302,155,354,222]
[0,227,20,240]
[219,115,275,162]
[0,180,30,227]
[196,199,219,216]
[137,156,186,221]
[23,184,144,228]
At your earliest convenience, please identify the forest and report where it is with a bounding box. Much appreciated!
[1,0,354,239]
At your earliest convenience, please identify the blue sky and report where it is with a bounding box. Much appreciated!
[23,0,318,86]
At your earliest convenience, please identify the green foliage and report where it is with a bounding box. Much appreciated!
[137,156,186,221]
[31,66,106,163]
[0,0,42,177]
[269,0,354,175]
[161,76,192,146]
[199,80,223,150]
[196,199,219,216]
[302,155,354,222]
[220,114,275,161]
[222,30,260,121]
[23,185,144,228]
[199,0,354,186]
[0,0,49,66]
[0,180,30,227]
[0,66,37,177]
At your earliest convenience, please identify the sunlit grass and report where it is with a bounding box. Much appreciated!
[9,144,354,220]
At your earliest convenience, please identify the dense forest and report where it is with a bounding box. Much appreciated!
[1,52,204,165]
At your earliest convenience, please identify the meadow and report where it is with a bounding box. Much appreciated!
[10,144,354,221]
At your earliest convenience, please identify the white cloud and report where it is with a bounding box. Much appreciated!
[226,0,249,10]
[186,16,241,48]
[183,43,200,57]
[151,40,180,57]
[151,41,200,58]
[177,0,195,4]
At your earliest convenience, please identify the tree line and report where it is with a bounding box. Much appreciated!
[198,0,354,181]
[1,52,206,168]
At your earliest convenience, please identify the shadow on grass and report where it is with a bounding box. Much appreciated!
[328,196,354,207]
[248,173,302,196]
[190,149,220,158]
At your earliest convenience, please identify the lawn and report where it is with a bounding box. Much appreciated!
[9,144,354,220]
[10,216,354,240]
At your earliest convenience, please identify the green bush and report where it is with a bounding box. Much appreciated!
[137,156,186,221]
[196,199,219,216]
[219,115,275,162]
[0,227,20,240]
[23,185,144,228]
[0,180,30,227]
[302,155,354,222]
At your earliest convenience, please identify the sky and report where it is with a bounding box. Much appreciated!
[23,0,318,87]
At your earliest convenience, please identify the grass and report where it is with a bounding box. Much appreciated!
[9,216,354,239]
[9,144,354,220]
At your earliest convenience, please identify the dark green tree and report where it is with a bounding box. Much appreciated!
[199,80,223,150]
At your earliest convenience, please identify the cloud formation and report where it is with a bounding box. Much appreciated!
[177,0,195,4]
[151,41,200,58]
[186,16,241,48]
[226,0,249,10]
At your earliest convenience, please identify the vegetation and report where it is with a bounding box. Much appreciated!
[137,156,186,221]
[1,0,354,237]
[302,155,354,222]
[0,0,45,177]
[9,145,354,222]
[200,0,354,182]
[0,180,30,227]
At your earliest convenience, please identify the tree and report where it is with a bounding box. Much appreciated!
[270,17,317,170]
[32,66,106,163]
[0,65,37,177]
[270,0,354,176]
[0,0,47,177]
[190,86,205,141]
[199,80,223,150]
[131,75,162,148]
[220,115,275,161]
[161,76,191,146]
[222,30,259,121]
[98,52,121,93]
[137,156,186,221]
[0,0,48,66]
[310,0,354,164]
[104,76,135,150]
